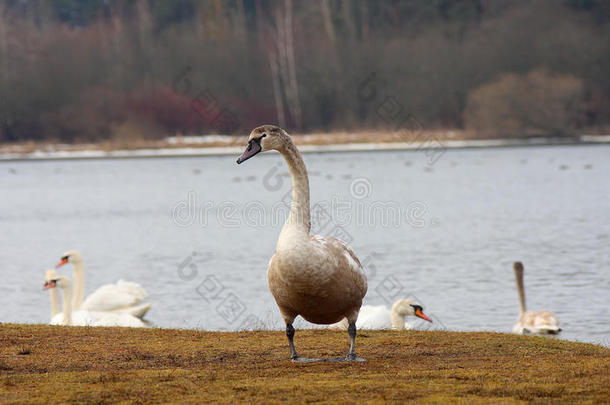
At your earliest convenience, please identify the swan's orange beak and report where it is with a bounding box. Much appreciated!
[237,139,262,164]
[56,258,68,267]
[415,308,432,322]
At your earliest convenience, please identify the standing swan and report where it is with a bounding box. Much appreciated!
[513,262,561,334]
[56,250,151,318]
[330,299,432,330]
[237,125,368,362]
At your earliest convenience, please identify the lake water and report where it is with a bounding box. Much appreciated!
[1,145,609,346]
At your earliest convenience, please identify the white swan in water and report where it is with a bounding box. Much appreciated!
[44,271,146,327]
[330,299,432,330]
[56,250,151,319]
[512,262,561,335]
[237,125,368,362]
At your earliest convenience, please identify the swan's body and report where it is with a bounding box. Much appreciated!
[237,125,368,361]
[44,273,145,328]
[50,309,145,327]
[267,234,367,326]
[513,310,560,334]
[356,305,399,329]
[56,250,151,318]
[330,299,432,330]
[50,309,97,326]
[81,280,151,318]
[92,312,148,327]
[512,262,561,335]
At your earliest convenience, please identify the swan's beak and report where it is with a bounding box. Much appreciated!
[236,139,262,164]
[56,258,68,267]
[415,308,432,322]
[43,280,56,290]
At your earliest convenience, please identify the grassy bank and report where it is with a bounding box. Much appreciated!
[1,324,608,404]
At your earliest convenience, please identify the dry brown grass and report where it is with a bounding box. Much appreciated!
[1,324,608,404]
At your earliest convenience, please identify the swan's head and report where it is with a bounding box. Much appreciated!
[43,274,70,291]
[514,261,524,273]
[236,125,288,164]
[43,269,60,290]
[392,299,432,322]
[56,250,82,268]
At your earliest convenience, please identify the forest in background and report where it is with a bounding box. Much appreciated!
[1,0,609,143]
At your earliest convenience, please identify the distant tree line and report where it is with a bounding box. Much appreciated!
[0,0,609,143]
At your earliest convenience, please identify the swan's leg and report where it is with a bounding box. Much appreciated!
[286,323,299,360]
[346,322,366,362]
[347,322,356,357]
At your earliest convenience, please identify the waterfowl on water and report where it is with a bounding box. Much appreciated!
[513,262,561,335]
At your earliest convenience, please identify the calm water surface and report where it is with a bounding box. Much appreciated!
[1,145,609,346]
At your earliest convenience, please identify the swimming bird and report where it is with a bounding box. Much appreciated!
[512,262,561,334]
[237,125,368,362]
[330,299,432,330]
[56,250,151,319]
[43,273,146,327]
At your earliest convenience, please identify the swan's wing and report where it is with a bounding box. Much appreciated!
[82,281,148,313]
[310,234,368,295]
[120,302,152,319]
[92,303,152,319]
[116,280,148,301]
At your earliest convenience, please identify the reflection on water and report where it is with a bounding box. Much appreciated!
[1,145,609,346]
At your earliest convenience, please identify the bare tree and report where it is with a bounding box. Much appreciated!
[260,0,302,129]
[320,0,336,45]
[283,0,302,128]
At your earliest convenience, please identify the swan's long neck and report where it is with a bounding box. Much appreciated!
[390,301,411,330]
[49,287,60,318]
[514,265,527,315]
[278,138,310,237]
[72,261,85,310]
[61,284,73,326]
[390,309,405,330]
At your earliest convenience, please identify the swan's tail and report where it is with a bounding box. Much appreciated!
[124,302,152,319]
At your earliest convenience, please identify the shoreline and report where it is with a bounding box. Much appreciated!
[1,134,609,162]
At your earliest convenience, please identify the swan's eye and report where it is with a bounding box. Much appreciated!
[262,133,267,138]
